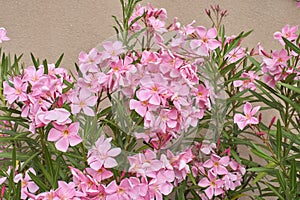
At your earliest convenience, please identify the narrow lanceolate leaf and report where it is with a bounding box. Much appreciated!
[28,172,48,191]
[275,170,286,191]
[278,82,300,94]
[276,120,282,159]
[30,53,39,69]
[55,53,64,68]
[282,37,300,55]
[250,144,276,162]
[290,159,296,194]
[277,93,300,112]
[264,182,285,200]
[43,59,48,74]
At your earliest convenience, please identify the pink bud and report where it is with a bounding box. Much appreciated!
[221,9,228,17]
[250,48,255,56]
[258,113,262,122]
[217,139,221,150]
[205,9,211,17]
[257,131,266,136]
[222,148,231,156]
[268,116,276,129]
[1,186,5,197]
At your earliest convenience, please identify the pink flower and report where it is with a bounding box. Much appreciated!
[274,25,298,45]
[79,48,102,74]
[101,41,125,62]
[225,47,246,63]
[48,122,82,152]
[200,141,217,155]
[203,154,229,175]
[297,2,300,8]
[105,179,131,200]
[0,27,10,43]
[3,77,28,104]
[148,16,167,33]
[71,88,97,116]
[85,167,113,182]
[190,26,221,56]
[234,102,260,130]
[88,135,121,170]
[55,181,77,200]
[136,78,166,106]
[193,84,211,109]
[155,109,179,133]
[14,168,39,199]
[128,150,162,178]
[36,108,71,126]
[147,173,174,200]
[233,71,259,91]
[198,171,224,199]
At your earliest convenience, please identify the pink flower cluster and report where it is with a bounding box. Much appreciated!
[25,135,194,200]
[20,135,244,200]
[192,141,245,199]
[73,3,224,149]
[3,64,82,152]
[259,25,300,87]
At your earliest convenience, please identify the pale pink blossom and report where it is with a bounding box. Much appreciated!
[55,181,79,200]
[105,179,131,200]
[198,171,224,199]
[203,154,229,175]
[0,27,10,43]
[101,41,125,62]
[85,167,113,182]
[190,26,221,56]
[274,24,298,45]
[3,77,27,104]
[71,88,97,116]
[79,48,102,74]
[234,102,260,130]
[47,122,82,152]
[233,71,259,91]
[225,47,246,63]
[36,108,71,126]
[14,168,39,199]
[88,135,121,170]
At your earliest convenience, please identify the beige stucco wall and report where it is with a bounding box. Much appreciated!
[0,0,299,68]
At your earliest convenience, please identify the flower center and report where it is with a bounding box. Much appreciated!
[152,86,158,92]
[63,130,70,137]
[245,114,251,120]
[79,101,86,108]
[15,88,22,95]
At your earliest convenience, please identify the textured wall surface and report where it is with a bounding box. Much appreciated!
[0,0,299,68]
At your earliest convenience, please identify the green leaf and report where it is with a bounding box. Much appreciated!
[30,53,39,69]
[248,56,261,71]
[55,53,64,68]
[276,120,282,159]
[264,182,285,200]
[275,170,286,191]
[277,82,300,94]
[43,59,48,74]
[283,37,300,55]
[277,93,300,112]
[251,144,276,162]
[28,172,48,191]
[290,159,296,194]
[20,152,40,171]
